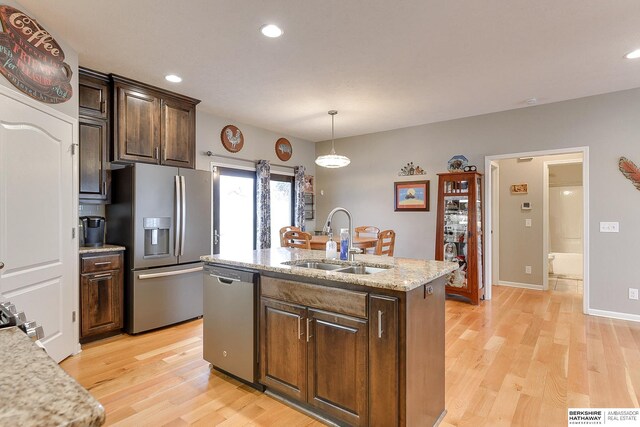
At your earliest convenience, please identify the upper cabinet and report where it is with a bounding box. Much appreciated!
[79,69,109,120]
[112,75,199,169]
[79,68,110,202]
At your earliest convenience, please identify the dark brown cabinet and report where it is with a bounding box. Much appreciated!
[260,298,307,402]
[79,69,109,119]
[259,276,372,426]
[307,309,368,426]
[79,68,110,202]
[112,75,199,169]
[80,251,123,341]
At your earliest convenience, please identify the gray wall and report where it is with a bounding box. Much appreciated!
[0,1,78,119]
[195,110,317,230]
[496,154,581,286]
[316,87,640,317]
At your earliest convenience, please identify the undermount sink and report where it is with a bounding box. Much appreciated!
[334,265,389,275]
[284,260,391,275]
[290,261,345,271]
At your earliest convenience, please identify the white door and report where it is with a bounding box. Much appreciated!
[0,87,77,362]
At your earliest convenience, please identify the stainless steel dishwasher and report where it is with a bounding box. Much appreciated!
[203,264,260,387]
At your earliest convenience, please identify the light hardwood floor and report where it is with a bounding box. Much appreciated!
[61,285,640,426]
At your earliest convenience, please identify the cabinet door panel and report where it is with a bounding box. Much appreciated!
[79,77,108,119]
[260,298,307,401]
[161,99,195,168]
[308,309,368,426]
[81,270,121,338]
[79,117,107,200]
[116,85,160,164]
[369,295,399,426]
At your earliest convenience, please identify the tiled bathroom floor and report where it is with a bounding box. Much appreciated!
[549,275,583,294]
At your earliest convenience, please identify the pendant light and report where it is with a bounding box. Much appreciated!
[315,110,350,168]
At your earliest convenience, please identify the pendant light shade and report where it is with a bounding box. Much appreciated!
[315,110,350,168]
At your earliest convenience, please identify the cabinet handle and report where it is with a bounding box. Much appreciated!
[90,273,112,280]
[298,317,303,340]
[94,261,111,266]
[306,318,312,342]
[154,147,159,159]
[377,310,383,339]
[100,99,106,113]
[102,181,106,195]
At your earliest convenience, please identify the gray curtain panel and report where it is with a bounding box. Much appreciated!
[294,165,306,231]
[256,160,271,249]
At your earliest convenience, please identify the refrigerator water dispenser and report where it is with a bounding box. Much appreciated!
[143,217,171,257]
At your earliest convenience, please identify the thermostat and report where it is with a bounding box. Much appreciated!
[521,202,532,210]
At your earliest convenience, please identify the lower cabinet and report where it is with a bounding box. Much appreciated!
[259,276,399,426]
[80,252,123,341]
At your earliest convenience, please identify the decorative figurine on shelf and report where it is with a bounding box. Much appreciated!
[447,155,469,172]
[444,243,457,261]
[398,162,426,176]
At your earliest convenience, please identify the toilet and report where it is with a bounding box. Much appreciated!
[548,253,555,275]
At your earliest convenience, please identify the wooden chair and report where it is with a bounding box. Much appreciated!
[355,226,380,238]
[355,226,380,254]
[279,226,301,247]
[375,230,396,256]
[282,230,312,250]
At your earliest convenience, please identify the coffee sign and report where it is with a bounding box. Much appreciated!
[0,5,72,104]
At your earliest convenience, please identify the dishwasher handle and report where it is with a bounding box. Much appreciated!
[209,274,240,285]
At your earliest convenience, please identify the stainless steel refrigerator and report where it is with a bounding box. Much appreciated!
[107,163,211,333]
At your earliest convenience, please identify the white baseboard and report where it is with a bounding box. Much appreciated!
[497,281,543,290]
[588,308,640,323]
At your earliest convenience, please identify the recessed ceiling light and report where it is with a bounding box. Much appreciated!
[165,74,182,83]
[625,49,640,59]
[260,24,283,38]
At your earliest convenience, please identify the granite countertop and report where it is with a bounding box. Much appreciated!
[201,248,458,292]
[79,244,125,255]
[0,327,105,426]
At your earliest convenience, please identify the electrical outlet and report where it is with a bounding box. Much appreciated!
[525,219,532,227]
[600,222,619,233]
[525,266,532,274]
[629,288,639,300]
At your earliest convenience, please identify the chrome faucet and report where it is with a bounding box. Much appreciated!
[323,207,361,261]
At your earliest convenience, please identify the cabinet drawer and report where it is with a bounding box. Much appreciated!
[261,276,367,319]
[81,253,122,273]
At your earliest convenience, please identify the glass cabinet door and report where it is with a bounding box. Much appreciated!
[442,178,470,289]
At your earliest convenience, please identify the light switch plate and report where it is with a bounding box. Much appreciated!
[600,222,619,233]
[525,266,532,274]
[630,288,639,300]
[525,219,532,227]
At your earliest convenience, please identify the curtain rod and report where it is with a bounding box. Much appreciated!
[205,151,298,170]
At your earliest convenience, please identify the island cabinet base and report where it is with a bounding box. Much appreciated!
[258,274,446,427]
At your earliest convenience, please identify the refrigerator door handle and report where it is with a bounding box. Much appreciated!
[174,175,181,256]
[138,266,203,280]
[180,175,186,256]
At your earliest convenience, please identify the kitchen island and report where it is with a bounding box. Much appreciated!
[201,248,457,427]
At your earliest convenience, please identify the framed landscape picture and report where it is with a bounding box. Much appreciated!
[394,180,430,211]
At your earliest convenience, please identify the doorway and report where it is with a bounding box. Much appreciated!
[544,160,583,294]
[484,147,589,313]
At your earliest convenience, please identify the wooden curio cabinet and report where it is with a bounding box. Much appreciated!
[435,171,484,304]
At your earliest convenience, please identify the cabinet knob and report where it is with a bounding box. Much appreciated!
[0,261,4,270]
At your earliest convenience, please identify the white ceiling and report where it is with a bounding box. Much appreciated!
[18,0,640,142]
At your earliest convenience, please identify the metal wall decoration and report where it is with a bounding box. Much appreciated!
[619,156,640,191]
[220,125,244,153]
[275,138,292,161]
[398,162,426,176]
[0,6,73,104]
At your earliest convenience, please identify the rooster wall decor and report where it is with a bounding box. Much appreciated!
[619,156,640,191]
[220,125,244,153]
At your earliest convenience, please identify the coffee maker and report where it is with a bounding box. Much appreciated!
[79,216,106,247]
